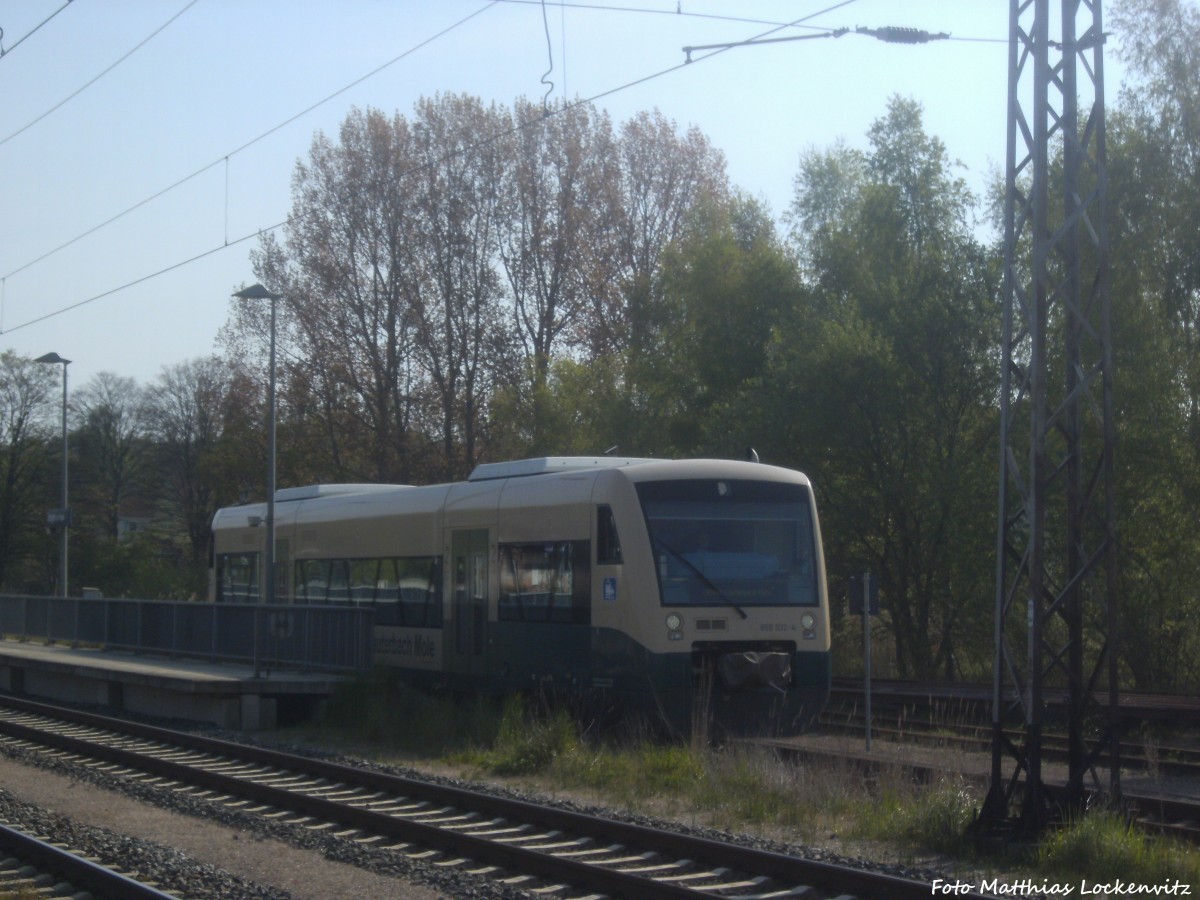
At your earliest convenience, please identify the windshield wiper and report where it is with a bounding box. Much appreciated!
[653,536,748,619]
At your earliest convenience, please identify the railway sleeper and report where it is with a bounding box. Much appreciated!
[618,856,694,875]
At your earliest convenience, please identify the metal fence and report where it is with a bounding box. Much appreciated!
[0,595,375,672]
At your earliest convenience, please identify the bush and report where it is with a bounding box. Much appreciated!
[862,779,979,856]
[481,694,582,775]
[319,672,501,754]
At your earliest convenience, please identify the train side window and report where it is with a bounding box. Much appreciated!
[349,558,380,605]
[394,556,443,628]
[597,505,622,565]
[328,559,351,603]
[295,556,442,626]
[295,559,331,603]
[499,541,590,624]
[217,553,259,602]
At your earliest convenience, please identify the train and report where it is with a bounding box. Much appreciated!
[209,456,831,737]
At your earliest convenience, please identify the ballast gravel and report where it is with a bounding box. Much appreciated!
[0,714,961,898]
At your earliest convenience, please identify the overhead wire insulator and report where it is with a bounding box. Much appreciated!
[855,25,950,44]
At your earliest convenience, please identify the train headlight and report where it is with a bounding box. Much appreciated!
[666,613,683,632]
[801,612,816,631]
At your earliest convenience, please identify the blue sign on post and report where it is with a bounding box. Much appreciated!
[849,572,879,752]
[849,572,880,616]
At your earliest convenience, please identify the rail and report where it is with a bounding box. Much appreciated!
[0,594,373,672]
[0,694,953,898]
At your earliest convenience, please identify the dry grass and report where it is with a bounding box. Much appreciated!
[280,678,1200,885]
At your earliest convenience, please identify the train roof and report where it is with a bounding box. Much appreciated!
[212,457,813,527]
[467,457,653,482]
[274,484,409,502]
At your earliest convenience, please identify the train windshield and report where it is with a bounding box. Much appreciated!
[637,479,819,608]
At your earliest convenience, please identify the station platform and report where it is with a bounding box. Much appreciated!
[0,639,348,730]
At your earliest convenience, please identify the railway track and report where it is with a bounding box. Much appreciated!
[761,732,1200,844]
[825,678,1200,781]
[0,694,968,899]
[0,818,177,899]
[819,707,1200,779]
[830,678,1200,724]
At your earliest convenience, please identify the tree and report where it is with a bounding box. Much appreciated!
[408,94,511,477]
[245,106,430,484]
[785,137,866,263]
[239,97,733,473]
[494,105,729,458]
[240,99,529,483]
[72,372,147,542]
[144,357,240,568]
[0,352,56,591]
[601,109,729,358]
[777,96,999,680]
[647,193,800,455]
[498,99,616,383]
[1100,0,1200,690]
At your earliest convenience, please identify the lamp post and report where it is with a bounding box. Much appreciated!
[35,352,71,598]
[232,283,281,678]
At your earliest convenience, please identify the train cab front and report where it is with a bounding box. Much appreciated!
[689,639,828,739]
[634,472,832,739]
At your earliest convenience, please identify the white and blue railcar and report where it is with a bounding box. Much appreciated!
[210,457,831,736]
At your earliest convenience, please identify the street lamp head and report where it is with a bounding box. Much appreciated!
[35,352,71,365]
[232,283,282,301]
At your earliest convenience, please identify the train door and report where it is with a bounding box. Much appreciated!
[449,528,489,677]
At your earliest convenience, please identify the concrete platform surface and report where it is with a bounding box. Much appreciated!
[0,639,348,730]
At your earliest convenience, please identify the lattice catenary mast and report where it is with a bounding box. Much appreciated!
[980,0,1119,832]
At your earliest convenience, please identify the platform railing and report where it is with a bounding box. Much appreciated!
[0,594,374,673]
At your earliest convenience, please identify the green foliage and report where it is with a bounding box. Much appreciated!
[291,690,1200,882]
[6,50,1200,693]
[1037,811,1200,885]
[0,351,57,593]
[540,192,804,460]
[649,193,800,455]
[770,95,999,680]
[1102,0,1200,690]
[494,356,630,458]
[70,532,205,600]
[559,742,705,804]
[318,672,502,754]
[482,694,583,775]
[859,779,979,856]
[691,746,856,832]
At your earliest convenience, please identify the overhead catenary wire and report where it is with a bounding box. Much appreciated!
[0,1,503,285]
[0,0,75,61]
[488,0,1003,43]
[2,0,869,337]
[539,0,555,113]
[0,0,199,150]
[4,231,262,335]
[1,0,839,285]
[486,0,843,35]
[683,29,848,64]
[682,20,959,62]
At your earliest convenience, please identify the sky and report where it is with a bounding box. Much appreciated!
[0,0,1123,388]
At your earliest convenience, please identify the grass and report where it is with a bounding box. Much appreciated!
[281,675,1200,886]
[315,668,504,755]
[1037,810,1200,885]
[856,777,979,856]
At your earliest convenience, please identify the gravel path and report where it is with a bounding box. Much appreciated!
[0,756,447,899]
